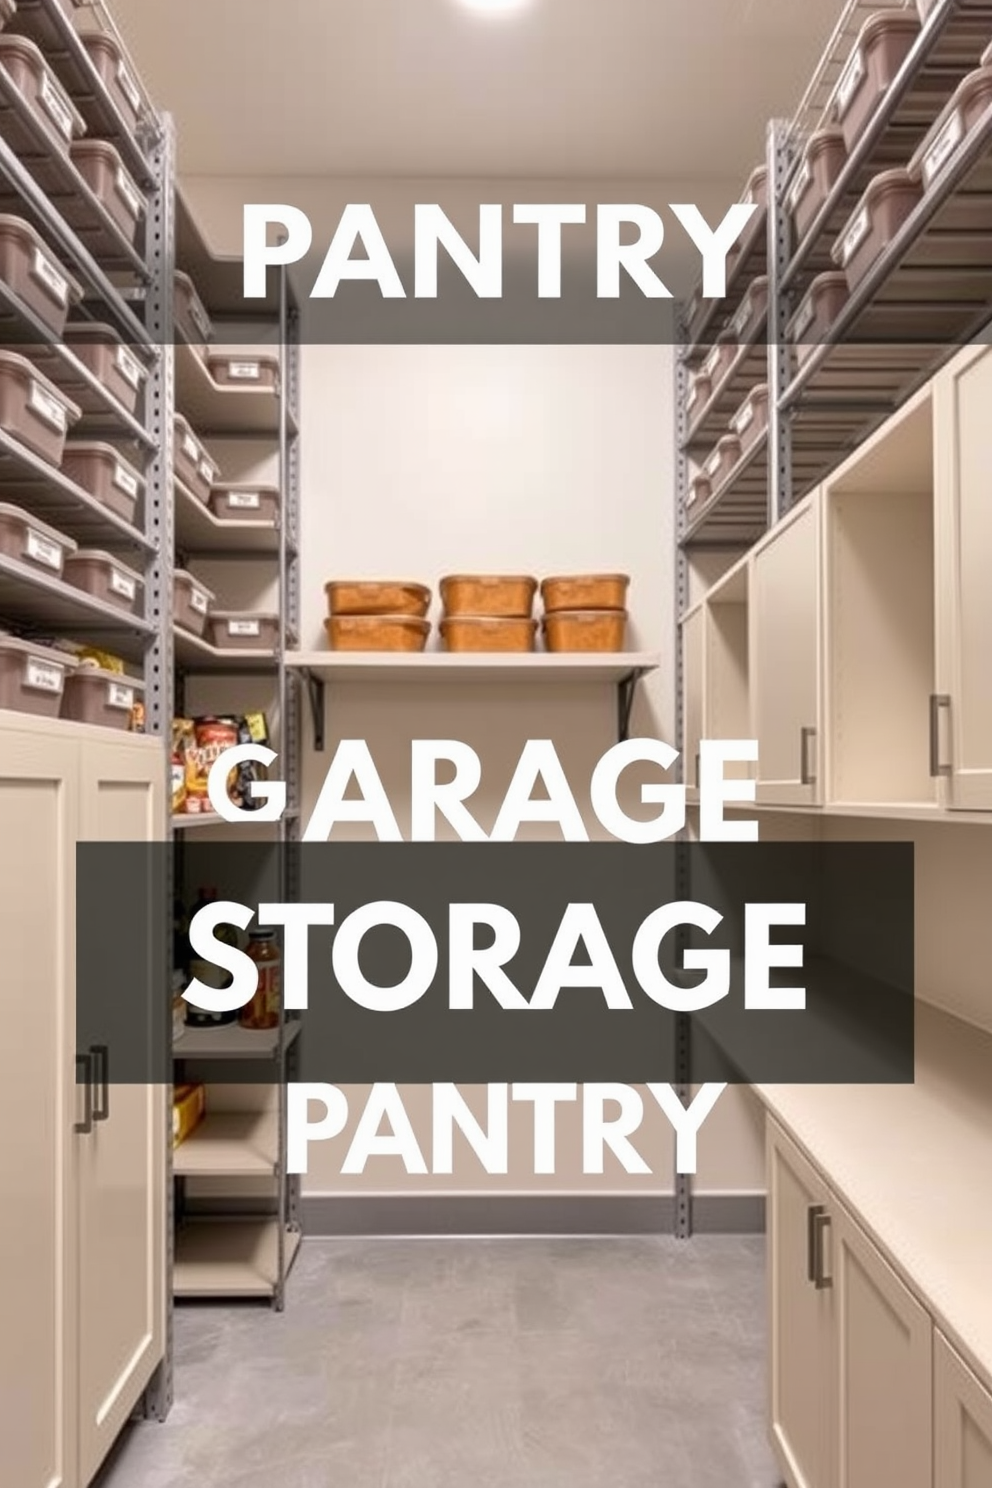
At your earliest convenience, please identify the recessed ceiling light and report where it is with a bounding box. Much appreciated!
[456,0,532,14]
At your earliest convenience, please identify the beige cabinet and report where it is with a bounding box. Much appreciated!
[935,342,992,811]
[936,1333,992,1488]
[768,1120,933,1488]
[752,499,820,805]
[0,714,166,1488]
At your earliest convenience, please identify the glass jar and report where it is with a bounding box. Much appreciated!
[240,930,281,1031]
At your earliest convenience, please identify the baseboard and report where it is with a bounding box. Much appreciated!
[300,1192,766,1237]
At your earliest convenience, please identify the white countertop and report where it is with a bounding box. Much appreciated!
[757,1000,992,1392]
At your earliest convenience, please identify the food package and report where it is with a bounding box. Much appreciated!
[70,645,126,675]
[172,713,271,814]
[171,719,190,815]
[184,716,239,814]
[172,1082,205,1148]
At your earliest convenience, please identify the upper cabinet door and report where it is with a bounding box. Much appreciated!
[935,343,992,811]
[935,1331,992,1488]
[752,499,821,805]
[0,718,80,1488]
[76,735,166,1486]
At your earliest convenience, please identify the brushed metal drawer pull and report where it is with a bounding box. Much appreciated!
[800,726,817,787]
[929,694,951,778]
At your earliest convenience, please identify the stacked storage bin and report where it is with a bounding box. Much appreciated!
[324,580,433,651]
[540,575,630,653]
[439,575,538,652]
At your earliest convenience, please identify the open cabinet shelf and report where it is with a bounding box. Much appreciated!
[174,1220,301,1300]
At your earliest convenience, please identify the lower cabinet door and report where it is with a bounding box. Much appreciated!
[767,1120,835,1488]
[833,1204,932,1488]
[935,1332,992,1488]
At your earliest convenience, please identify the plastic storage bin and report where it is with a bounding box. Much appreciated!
[79,31,143,135]
[174,271,212,354]
[686,470,712,510]
[730,384,770,456]
[325,615,430,652]
[788,129,848,241]
[0,351,81,464]
[787,273,850,368]
[0,500,76,576]
[440,575,537,618]
[703,433,742,493]
[63,323,147,415]
[685,368,712,425]
[543,611,628,654]
[62,441,144,524]
[541,575,630,612]
[833,168,922,290]
[173,568,215,637]
[208,612,279,651]
[325,580,430,617]
[63,549,144,615]
[908,65,992,191]
[0,215,82,335]
[174,414,218,503]
[0,35,85,155]
[0,633,76,718]
[70,140,146,245]
[206,352,280,392]
[60,665,143,731]
[831,13,920,152]
[698,335,736,393]
[209,483,281,527]
[727,276,769,347]
[440,617,537,653]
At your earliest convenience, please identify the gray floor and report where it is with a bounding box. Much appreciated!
[96,1236,783,1488]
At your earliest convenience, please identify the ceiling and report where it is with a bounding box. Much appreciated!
[109,0,845,181]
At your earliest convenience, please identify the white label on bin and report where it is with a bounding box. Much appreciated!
[228,619,261,638]
[702,344,723,377]
[791,294,816,339]
[110,568,137,601]
[923,109,965,186]
[26,527,62,570]
[226,490,261,510]
[114,166,143,219]
[199,458,215,483]
[705,450,723,477]
[106,681,134,711]
[839,205,870,266]
[732,400,755,435]
[835,46,865,120]
[189,587,209,615]
[225,360,262,381]
[24,657,64,694]
[787,160,813,216]
[31,249,69,306]
[115,345,142,389]
[181,431,199,462]
[116,59,141,113]
[113,461,139,499]
[39,71,74,141]
[28,381,67,433]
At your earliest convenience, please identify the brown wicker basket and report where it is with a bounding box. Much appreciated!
[325,616,430,652]
[440,617,537,653]
[543,610,628,653]
[440,574,537,618]
[541,574,630,613]
[325,581,431,618]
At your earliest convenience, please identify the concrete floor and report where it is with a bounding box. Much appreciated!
[96,1236,783,1488]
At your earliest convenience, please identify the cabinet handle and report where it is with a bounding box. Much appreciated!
[74,1053,94,1135]
[91,1044,110,1123]
[800,726,817,787]
[929,694,951,778]
[807,1204,833,1290]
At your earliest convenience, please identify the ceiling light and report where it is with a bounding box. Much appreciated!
[456,0,532,15]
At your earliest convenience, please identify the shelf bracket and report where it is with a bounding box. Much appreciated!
[617,668,646,744]
[303,669,325,751]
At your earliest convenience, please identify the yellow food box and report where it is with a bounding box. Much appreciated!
[172,1082,205,1148]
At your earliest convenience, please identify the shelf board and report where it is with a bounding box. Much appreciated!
[174,478,285,556]
[9,0,159,189]
[286,650,661,684]
[0,425,153,553]
[176,340,292,437]
[0,550,153,658]
[174,624,278,673]
[173,1110,277,1178]
[174,1020,302,1062]
[174,1219,300,1300]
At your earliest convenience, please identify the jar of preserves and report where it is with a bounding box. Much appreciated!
[240,930,281,1031]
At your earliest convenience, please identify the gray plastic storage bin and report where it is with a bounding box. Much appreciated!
[788,272,850,368]
[730,384,769,456]
[174,271,212,355]
[0,633,76,718]
[702,434,742,494]
[70,140,146,245]
[79,31,143,135]
[62,441,144,524]
[908,65,992,191]
[173,568,215,636]
[60,666,142,731]
[208,483,281,525]
[727,276,769,347]
[788,129,847,242]
[0,500,76,576]
[833,168,922,291]
[63,549,144,615]
[206,352,280,392]
[174,414,218,503]
[0,35,85,156]
[0,349,81,464]
[63,323,147,415]
[208,612,279,651]
[0,215,82,336]
[831,13,920,153]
